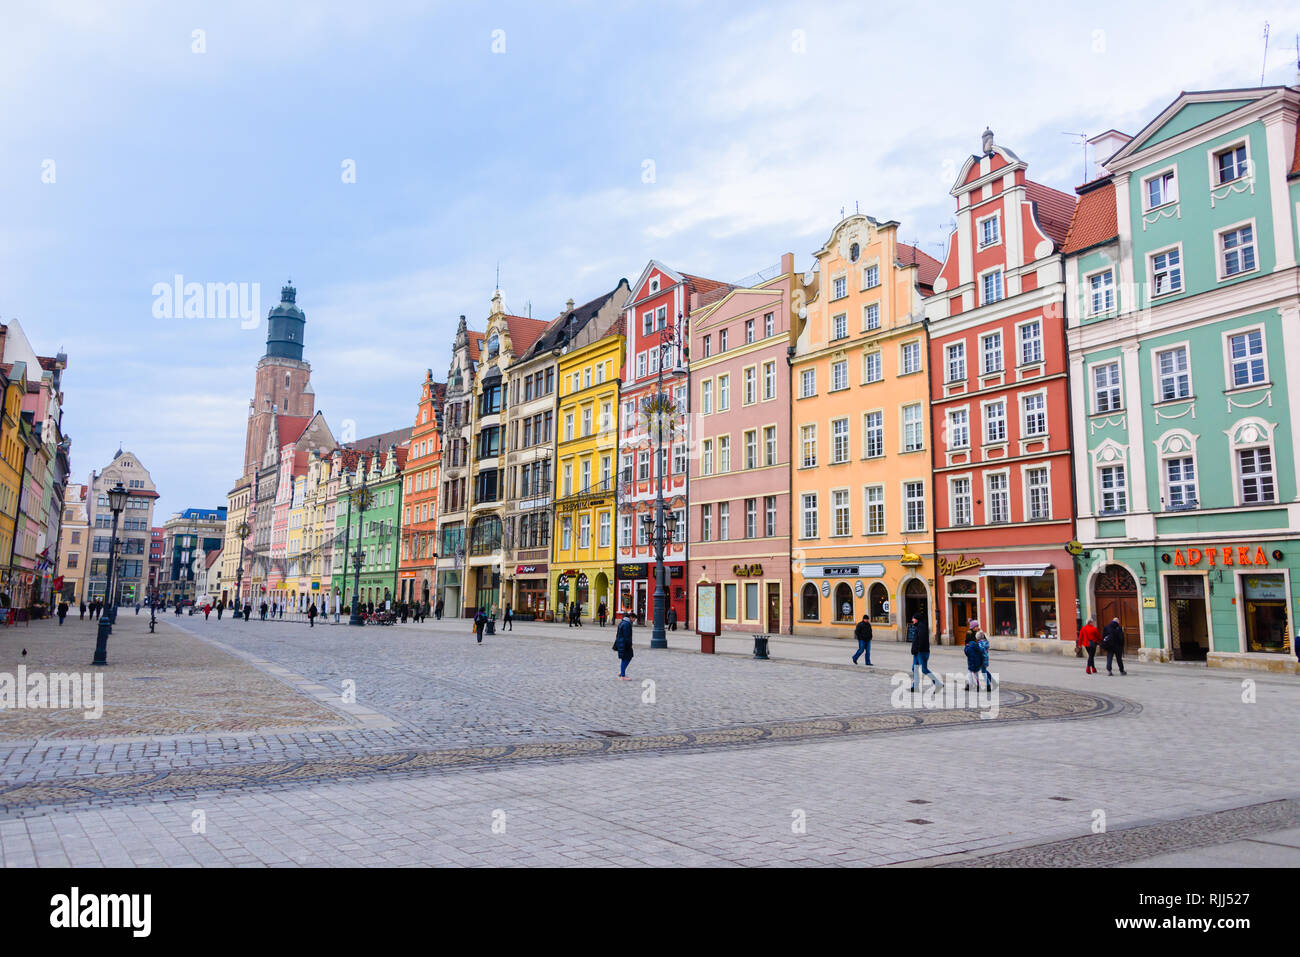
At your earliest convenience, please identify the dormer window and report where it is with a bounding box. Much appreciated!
[650,277,660,294]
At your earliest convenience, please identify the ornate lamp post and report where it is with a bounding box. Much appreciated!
[92,481,131,666]
[640,317,689,649]
[347,458,375,626]
[233,519,250,618]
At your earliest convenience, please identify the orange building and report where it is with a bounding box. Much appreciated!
[790,214,940,639]
[398,370,445,609]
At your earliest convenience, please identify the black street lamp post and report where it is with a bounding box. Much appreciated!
[92,481,131,666]
[641,317,688,649]
[347,456,375,626]
[233,519,250,618]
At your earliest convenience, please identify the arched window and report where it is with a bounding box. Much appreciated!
[801,583,820,621]
[834,583,854,622]
[869,583,889,623]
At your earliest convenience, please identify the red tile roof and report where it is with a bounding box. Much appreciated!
[1025,181,1077,247]
[504,315,551,355]
[895,243,943,289]
[275,415,311,448]
[1061,180,1118,255]
[467,331,485,361]
[205,548,223,570]
[682,273,731,300]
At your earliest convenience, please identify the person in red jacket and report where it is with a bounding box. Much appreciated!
[1078,617,1102,674]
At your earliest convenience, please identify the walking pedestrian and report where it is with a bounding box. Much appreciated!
[503,602,513,631]
[852,613,872,665]
[1102,617,1127,675]
[57,600,68,625]
[1078,617,1101,674]
[79,600,86,621]
[575,601,584,628]
[244,602,252,621]
[598,601,607,627]
[667,606,676,631]
[963,631,982,690]
[203,603,211,620]
[435,598,444,621]
[613,612,634,679]
[971,620,994,690]
[260,601,268,621]
[908,613,942,692]
[279,603,285,619]
[135,602,141,615]
[473,608,487,644]
[308,603,317,628]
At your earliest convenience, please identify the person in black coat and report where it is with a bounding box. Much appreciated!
[1102,617,1128,675]
[908,613,941,691]
[667,606,677,631]
[613,613,635,679]
[852,614,872,665]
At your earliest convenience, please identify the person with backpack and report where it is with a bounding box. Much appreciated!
[963,631,982,690]
[908,613,941,692]
[613,612,635,679]
[970,619,994,690]
[852,613,873,665]
[1102,617,1127,675]
[473,607,488,643]
[1078,617,1101,674]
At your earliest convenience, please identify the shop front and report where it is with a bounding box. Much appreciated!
[616,561,686,627]
[1082,540,1297,667]
[793,559,930,641]
[551,566,612,623]
[688,560,785,635]
[936,550,1077,648]
[468,563,500,617]
[512,563,549,618]
[436,567,462,618]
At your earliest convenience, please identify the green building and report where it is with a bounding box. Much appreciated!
[1064,87,1300,669]
[332,444,406,612]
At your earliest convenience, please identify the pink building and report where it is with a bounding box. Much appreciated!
[687,254,796,634]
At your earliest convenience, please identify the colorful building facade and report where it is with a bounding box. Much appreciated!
[398,371,445,609]
[926,130,1079,647]
[1065,87,1300,668]
[790,214,940,639]
[687,254,796,634]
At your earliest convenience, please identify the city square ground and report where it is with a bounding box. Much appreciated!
[0,609,1297,867]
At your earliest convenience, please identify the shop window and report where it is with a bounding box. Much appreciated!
[801,583,820,621]
[724,583,738,620]
[990,577,1018,636]
[869,583,889,623]
[1243,574,1289,654]
[834,583,854,622]
[1028,574,1058,639]
[744,582,759,621]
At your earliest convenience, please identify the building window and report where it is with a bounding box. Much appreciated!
[831,360,848,392]
[1099,465,1127,513]
[1215,144,1248,185]
[701,380,713,415]
[1026,467,1050,520]
[979,214,1000,248]
[744,430,758,470]
[1243,573,1288,653]
[864,351,882,383]
[865,485,885,534]
[981,332,1002,374]
[1238,447,1275,504]
[1166,456,1197,509]
[864,303,880,330]
[832,418,849,464]
[800,368,816,398]
[1019,320,1042,365]
[718,375,730,411]
[745,318,755,344]
[1151,247,1183,296]
[1228,329,1266,388]
[1145,169,1177,209]
[762,360,776,399]
[801,493,818,538]
[765,495,777,537]
[718,435,731,473]
[864,265,879,289]
[989,577,1018,636]
[947,409,969,449]
[801,583,820,621]
[672,443,686,475]
[637,451,651,481]
[903,481,925,532]
[987,473,1010,524]
[719,502,730,540]
[864,411,883,459]
[1219,224,1256,278]
[701,504,712,542]
[719,329,729,352]
[765,313,775,337]
[800,424,817,468]
[1156,346,1191,401]
[981,270,1004,305]
[832,276,847,299]
[764,426,778,466]
[901,341,921,375]
[744,498,757,538]
[951,477,971,526]
[702,335,711,358]
[743,367,757,404]
[902,404,924,452]
[701,440,714,476]
[832,313,847,340]
[1093,362,1121,413]
[946,342,966,382]
[1022,393,1047,437]
[579,515,591,550]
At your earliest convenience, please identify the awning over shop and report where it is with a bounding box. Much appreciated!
[979,564,1050,578]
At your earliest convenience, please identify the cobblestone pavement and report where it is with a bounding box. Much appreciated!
[0,614,1295,866]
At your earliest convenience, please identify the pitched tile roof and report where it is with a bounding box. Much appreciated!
[1062,180,1118,255]
[467,331,485,361]
[344,425,414,453]
[682,273,731,301]
[1025,181,1077,247]
[504,315,551,355]
[895,243,943,289]
[275,415,311,447]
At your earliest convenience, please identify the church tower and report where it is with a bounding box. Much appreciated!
[243,282,315,477]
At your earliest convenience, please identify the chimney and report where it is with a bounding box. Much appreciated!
[1087,130,1133,182]
[566,298,575,313]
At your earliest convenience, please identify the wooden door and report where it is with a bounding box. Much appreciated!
[766,584,780,634]
[1094,565,1140,651]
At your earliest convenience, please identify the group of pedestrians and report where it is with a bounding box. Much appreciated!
[1076,616,1128,675]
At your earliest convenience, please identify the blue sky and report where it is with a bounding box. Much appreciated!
[3,0,1298,519]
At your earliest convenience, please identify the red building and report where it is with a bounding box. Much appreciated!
[148,526,165,595]
[398,371,445,608]
[924,130,1079,647]
[615,261,729,627]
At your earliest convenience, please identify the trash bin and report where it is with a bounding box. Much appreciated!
[752,634,770,660]
[486,618,496,635]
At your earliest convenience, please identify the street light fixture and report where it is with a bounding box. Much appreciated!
[643,315,689,650]
[234,519,250,618]
[347,454,376,626]
[92,481,131,666]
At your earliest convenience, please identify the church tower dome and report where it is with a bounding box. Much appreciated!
[265,281,306,360]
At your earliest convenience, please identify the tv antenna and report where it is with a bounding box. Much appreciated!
[1260,22,1270,85]
[1062,132,1088,184]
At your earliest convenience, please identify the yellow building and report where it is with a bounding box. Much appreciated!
[790,214,941,639]
[0,362,28,593]
[550,322,623,621]
[286,471,307,609]
[222,476,252,606]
